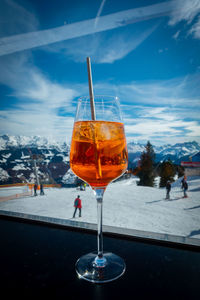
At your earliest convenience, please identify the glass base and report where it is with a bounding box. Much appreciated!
[75,252,126,283]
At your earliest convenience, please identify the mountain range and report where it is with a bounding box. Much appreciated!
[0,135,199,185]
[127,140,200,167]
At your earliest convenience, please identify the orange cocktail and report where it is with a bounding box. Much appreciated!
[70,120,128,188]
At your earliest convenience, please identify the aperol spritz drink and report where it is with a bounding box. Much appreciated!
[70,120,128,188]
[70,96,128,283]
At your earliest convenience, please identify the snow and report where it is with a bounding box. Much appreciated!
[12,164,30,171]
[0,158,7,163]
[127,143,145,152]
[62,168,76,184]
[0,168,10,181]
[43,151,54,158]
[2,153,11,159]
[0,135,69,151]
[182,147,190,152]
[0,176,200,241]
[0,185,29,196]
[21,152,30,159]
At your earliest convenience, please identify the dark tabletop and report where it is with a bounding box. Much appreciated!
[0,216,199,298]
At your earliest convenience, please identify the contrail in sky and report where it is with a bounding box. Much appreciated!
[94,0,106,28]
[0,1,174,56]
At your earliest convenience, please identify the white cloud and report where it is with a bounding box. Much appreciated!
[19,71,77,107]
[91,74,200,111]
[124,117,200,144]
[173,30,181,40]
[98,25,157,63]
[98,75,200,144]
[189,16,200,39]
[0,53,79,110]
[169,0,200,25]
[0,109,75,143]
[186,123,200,137]
[0,53,81,142]
[0,50,199,145]
[125,119,181,135]
[169,0,200,39]
[139,107,176,121]
[59,24,158,64]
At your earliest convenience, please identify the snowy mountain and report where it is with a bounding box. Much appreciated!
[0,135,200,185]
[127,141,200,166]
[0,134,69,152]
[155,141,200,160]
[0,135,70,185]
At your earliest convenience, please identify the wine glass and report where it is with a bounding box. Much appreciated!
[70,95,128,283]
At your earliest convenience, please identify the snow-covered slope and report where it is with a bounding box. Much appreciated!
[0,176,199,240]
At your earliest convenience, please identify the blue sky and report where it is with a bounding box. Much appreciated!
[0,0,200,145]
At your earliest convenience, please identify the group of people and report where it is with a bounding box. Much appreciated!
[166,176,188,200]
[73,176,189,218]
[34,183,44,196]
[33,183,83,218]
[78,183,87,191]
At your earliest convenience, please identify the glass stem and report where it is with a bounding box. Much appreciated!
[94,188,106,267]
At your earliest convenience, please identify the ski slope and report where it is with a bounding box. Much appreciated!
[0,176,200,240]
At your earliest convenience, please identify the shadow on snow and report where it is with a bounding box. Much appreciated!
[187,229,200,238]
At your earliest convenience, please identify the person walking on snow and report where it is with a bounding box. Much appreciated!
[182,179,188,198]
[181,175,187,190]
[166,181,171,200]
[40,183,44,195]
[34,183,38,196]
[73,195,82,218]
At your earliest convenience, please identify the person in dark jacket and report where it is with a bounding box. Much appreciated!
[34,183,38,196]
[182,179,188,198]
[73,195,82,218]
[166,181,171,200]
[40,183,44,195]
[181,176,187,189]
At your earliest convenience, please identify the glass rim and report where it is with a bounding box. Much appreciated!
[78,95,120,102]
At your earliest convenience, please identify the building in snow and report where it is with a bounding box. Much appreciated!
[181,152,200,176]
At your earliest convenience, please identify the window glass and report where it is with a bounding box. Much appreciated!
[0,0,200,245]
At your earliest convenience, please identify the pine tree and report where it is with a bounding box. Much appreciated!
[159,160,176,187]
[137,141,156,187]
[177,165,185,178]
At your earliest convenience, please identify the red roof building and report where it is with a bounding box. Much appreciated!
[181,152,200,176]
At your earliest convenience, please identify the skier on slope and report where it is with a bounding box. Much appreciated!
[165,181,171,200]
[182,179,188,198]
[73,195,82,218]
